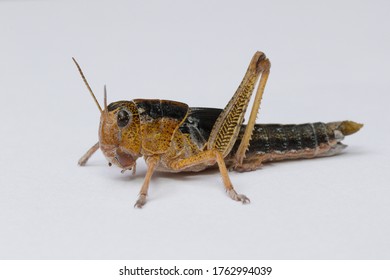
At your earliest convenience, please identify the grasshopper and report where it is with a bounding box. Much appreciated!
[73,52,362,208]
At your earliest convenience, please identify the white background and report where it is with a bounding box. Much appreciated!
[0,0,389,259]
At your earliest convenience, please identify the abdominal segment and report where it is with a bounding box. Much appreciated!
[178,107,362,172]
[225,121,362,171]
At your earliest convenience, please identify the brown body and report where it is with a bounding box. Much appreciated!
[73,52,362,208]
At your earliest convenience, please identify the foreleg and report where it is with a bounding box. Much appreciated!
[78,142,99,166]
[134,156,159,208]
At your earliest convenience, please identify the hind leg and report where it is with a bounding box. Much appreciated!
[232,161,263,172]
[233,59,271,169]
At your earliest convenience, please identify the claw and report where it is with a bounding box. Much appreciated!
[134,194,147,208]
[227,189,250,204]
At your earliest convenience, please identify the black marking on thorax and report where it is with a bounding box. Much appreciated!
[179,107,223,148]
[133,99,189,121]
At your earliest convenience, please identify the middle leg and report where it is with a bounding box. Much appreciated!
[169,149,250,203]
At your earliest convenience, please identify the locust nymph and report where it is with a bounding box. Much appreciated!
[73,52,362,208]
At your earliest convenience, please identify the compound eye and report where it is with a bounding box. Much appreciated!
[117,110,131,128]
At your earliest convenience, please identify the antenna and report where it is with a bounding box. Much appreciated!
[104,85,108,111]
[104,85,109,117]
[72,57,103,113]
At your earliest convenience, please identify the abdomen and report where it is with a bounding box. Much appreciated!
[226,121,362,170]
